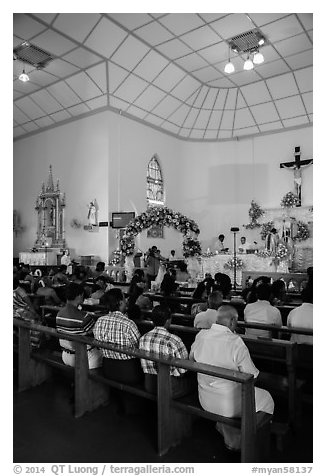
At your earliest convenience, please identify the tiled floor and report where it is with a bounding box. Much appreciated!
[13,375,313,464]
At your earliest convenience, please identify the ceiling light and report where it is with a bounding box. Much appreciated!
[258,38,265,46]
[253,51,264,65]
[19,69,29,82]
[243,56,254,71]
[224,60,235,74]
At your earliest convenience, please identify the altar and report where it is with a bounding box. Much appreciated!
[19,249,59,266]
[200,253,285,285]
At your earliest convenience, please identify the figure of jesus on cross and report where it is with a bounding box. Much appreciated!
[280,146,313,206]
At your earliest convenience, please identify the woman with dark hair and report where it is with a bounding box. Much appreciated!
[93,288,142,384]
[214,273,232,300]
[271,279,287,305]
[244,276,271,304]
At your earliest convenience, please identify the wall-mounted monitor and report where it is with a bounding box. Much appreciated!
[111,212,135,228]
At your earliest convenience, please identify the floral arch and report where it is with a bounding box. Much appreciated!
[120,206,201,257]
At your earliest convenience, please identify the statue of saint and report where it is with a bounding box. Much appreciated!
[87,200,97,225]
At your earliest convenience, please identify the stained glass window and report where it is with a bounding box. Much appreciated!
[147,155,164,207]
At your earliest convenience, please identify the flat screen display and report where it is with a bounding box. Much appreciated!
[111,212,135,228]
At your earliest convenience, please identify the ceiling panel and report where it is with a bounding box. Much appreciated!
[133,85,167,111]
[108,13,152,31]
[302,92,313,114]
[153,63,186,92]
[110,35,150,71]
[114,74,148,104]
[13,14,47,40]
[133,51,170,82]
[84,17,127,59]
[250,102,280,124]
[159,13,204,36]
[294,67,313,93]
[13,13,313,142]
[65,72,103,101]
[181,26,220,50]
[30,90,63,114]
[15,96,47,120]
[210,14,253,39]
[135,22,174,45]
[46,81,81,108]
[32,29,77,56]
[63,47,102,69]
[53,13,101,43]
[266,72,298,99]
[156,39,193,59]
[240,81,271,106]
[275,96,306,119]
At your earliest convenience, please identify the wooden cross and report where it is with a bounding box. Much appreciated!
[280,146,313,206]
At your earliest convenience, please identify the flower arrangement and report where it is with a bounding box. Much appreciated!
[224,257,244,269]
[281,191,300,208]
[244,200,264,229]
[120,206,201,257]
[109,249,122,265]
[202,251,216,258]
[294,221,310,242]
[120,235,135,256]
[275,243,288,261]
[183,237,202,258]
[256,249,274,258]
[260,221,275,241]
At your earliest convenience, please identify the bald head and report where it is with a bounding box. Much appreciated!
[216,305,238,331]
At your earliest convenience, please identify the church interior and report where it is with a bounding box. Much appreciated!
[13,12,313,466]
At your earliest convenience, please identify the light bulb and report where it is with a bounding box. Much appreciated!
[258,38,265,46]
[243,57,254,71]
[253,51,264,65]
[19,70,29,82]
[224,61,235,74]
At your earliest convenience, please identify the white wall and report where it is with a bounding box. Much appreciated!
[13,110,312,261]
[179,127,313,250]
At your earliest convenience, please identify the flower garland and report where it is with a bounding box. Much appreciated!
[281,191,300,208]
[244,200,264,229]
[224,257,244,269]
[120,206,200,257]
[294,221,310,242]
[260,221,275,241]
[183,237,202,258]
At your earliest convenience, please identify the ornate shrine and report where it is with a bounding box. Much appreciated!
[34,165,66,249]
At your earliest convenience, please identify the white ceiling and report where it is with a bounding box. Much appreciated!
[13,13,313,141]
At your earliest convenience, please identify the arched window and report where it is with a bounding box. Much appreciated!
[147,155,165,207]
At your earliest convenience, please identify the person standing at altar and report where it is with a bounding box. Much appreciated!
[215,234,228,253]
[265,228,279,253]
[238,236,249,254]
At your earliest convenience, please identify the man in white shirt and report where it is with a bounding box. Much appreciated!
[287,285,313,344]
[193,291,223,329]
[190,305,274,451]
[244,283,282,338]
[238,236,249,254]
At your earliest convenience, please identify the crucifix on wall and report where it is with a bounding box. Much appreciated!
[280,146,313,206]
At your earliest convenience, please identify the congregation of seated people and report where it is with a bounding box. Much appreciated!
[13,260,313,454]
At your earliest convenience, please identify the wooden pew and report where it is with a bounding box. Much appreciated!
[13,317,270,462]
[134,318,304,431]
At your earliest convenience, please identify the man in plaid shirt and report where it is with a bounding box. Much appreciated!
[139,305,194,397]
[93,288,142,385]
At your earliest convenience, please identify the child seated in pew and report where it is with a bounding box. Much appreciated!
[214,273,232,301]
[191,276,216,317]
[190,304,274,451]
[270,279,287,306]
[139,305,195,397]
[193,291,224,329]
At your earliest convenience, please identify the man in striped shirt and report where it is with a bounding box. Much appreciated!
[56,282,102,369]
[139,305,194,397]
